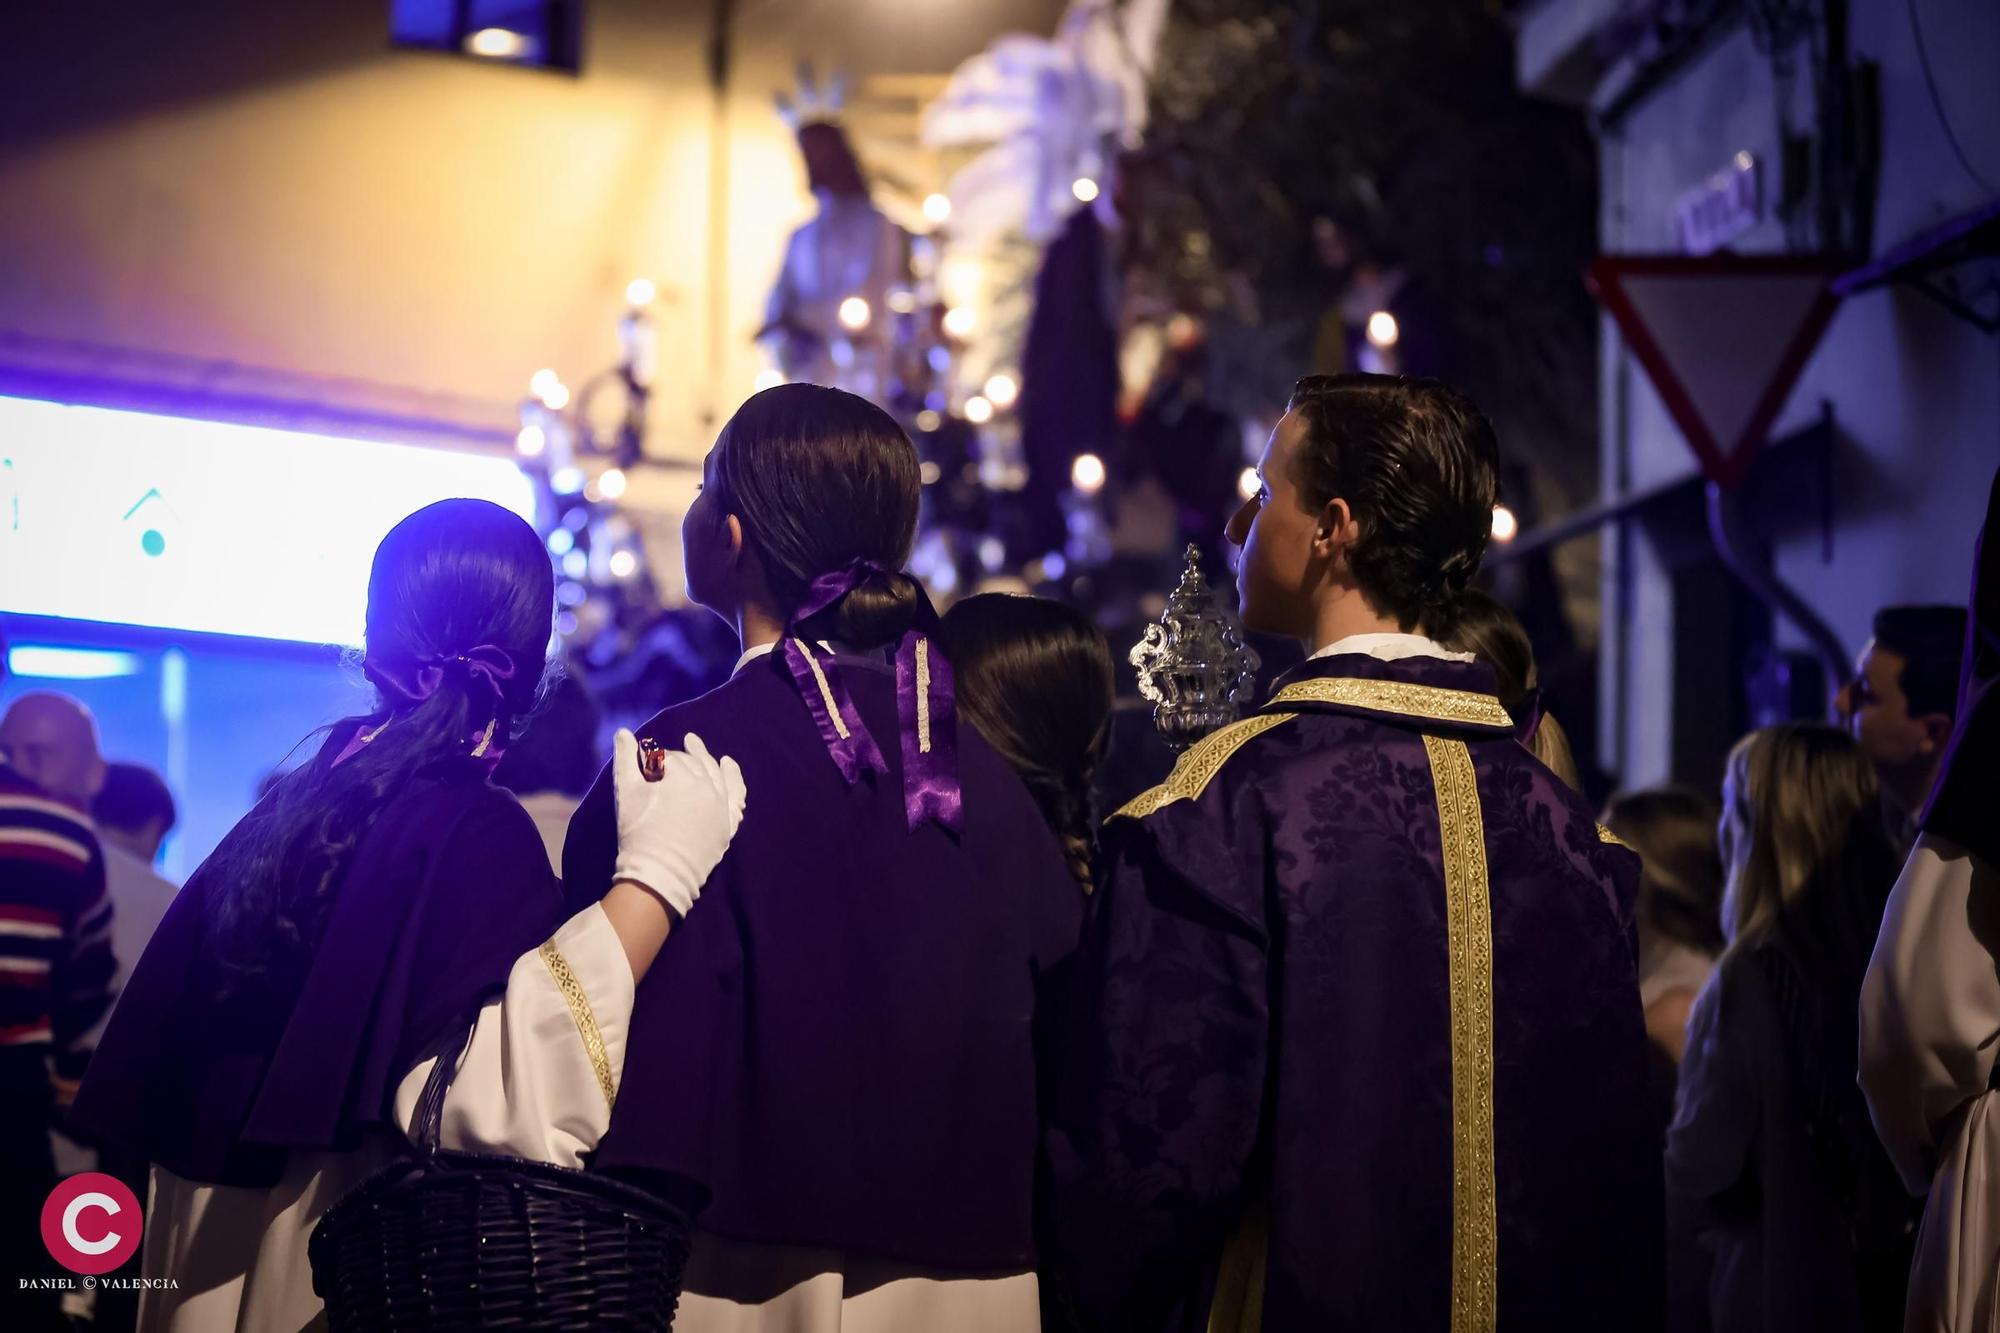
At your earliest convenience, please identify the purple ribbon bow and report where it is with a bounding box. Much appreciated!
[365,644,519,710]
[779,560,962,835]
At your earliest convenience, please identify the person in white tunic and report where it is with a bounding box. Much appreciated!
[1861,834,2000,1333]
[1860,467,2000,1333]
[71,500,746,1332]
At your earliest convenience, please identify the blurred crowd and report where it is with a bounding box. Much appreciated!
[0,472,1990,1331]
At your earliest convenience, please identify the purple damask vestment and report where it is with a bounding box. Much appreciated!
[1047,652,1663,1332]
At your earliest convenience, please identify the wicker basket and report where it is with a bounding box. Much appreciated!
[309,1030,700,1330]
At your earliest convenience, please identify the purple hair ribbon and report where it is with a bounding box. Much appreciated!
[779,559,962,834]
[781,634,888,785]
[365,645,518,709]
[896,627,961,833]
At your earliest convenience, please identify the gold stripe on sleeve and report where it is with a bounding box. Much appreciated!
[538,941,616,1111]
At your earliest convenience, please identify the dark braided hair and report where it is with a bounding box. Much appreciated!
[1286,373,1500,640]
[939,594,1114,892]
[199,499,553,1001]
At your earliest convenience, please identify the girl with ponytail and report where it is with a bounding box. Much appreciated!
[74,499,746,1332]
[940,593,1115,893]
[562,384,1082,1331]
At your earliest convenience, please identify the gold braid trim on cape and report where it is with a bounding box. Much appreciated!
[1424,735,1499,1333]
[1111,675,1510,825]
[1267,676,1512,729]
[1110,712,1299,822]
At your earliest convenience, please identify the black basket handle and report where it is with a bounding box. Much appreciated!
[411,1020,476,1156]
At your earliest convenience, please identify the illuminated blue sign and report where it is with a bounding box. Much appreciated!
[0,396,535,645]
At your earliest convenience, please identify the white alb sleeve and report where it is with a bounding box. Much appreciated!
[1859,834,2000,1193]
[392,903,635,1169]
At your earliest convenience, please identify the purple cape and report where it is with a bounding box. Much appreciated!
[562,650,1082,1270]
[72,732,563,1188]
[1046,653,1663,1332]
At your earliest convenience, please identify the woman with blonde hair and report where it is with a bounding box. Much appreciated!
[1666,723,1915,1333]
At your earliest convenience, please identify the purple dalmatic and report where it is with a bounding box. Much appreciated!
[1046,652,1663,1332]
[562,647,1082,1271]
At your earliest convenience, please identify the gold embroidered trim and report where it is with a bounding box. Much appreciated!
[1268,677,1512,729]
[1597,823,1628,848]
[1110,712,1298,821]
[538,941,616,1111]
[915,637,933,755]
[1206,1198,1269,1333]
[1423,735,1498,1333]
[795,638,851,740]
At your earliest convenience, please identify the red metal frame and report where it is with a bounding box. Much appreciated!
[1586,254,1842,490]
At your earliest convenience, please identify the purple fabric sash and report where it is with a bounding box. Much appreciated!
[779,560,962,834]
[355,645,519,773]
[364,644,518,710]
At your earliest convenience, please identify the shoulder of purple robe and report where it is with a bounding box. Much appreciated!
[1101,709,1303,939]
[1110,655,1516,827]
[561,663,792,912]
[1099,656,1512,935]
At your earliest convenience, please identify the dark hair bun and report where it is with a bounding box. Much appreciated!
[822,569,924,650]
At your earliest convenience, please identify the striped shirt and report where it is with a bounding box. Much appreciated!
[0,762,115,1082]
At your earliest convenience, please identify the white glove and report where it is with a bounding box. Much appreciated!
[611,729,747,919]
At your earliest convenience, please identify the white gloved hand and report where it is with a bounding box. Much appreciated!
[611,729,747,919]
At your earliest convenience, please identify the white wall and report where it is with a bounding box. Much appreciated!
[1592,1,2000,786]
[0,0,1060,457]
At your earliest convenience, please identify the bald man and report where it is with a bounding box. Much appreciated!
[0,681,115,1328]
[0,691,108,811]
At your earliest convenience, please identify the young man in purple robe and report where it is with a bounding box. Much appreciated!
[563,384,1083,1329]
[1047,374,1662,1332]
